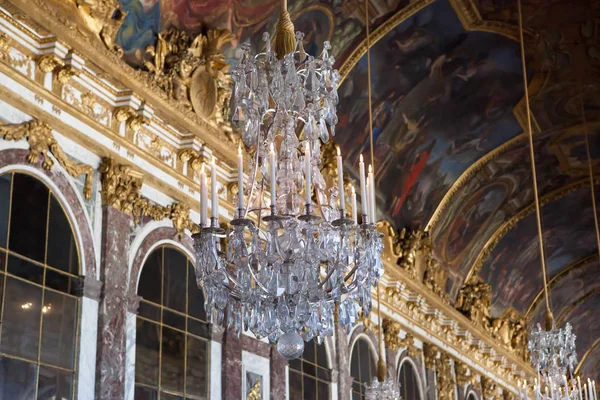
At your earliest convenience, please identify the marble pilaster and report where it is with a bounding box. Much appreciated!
[270,346,288,400]
[335,324,352,400]
[95,205,133,399]
[78,296,100,400]
[222,331,271,400]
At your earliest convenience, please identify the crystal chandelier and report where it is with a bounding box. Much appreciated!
[520,323,581,400]
[192,0,384,360]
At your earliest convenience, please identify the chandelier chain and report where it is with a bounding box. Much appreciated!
[518,0,552,322]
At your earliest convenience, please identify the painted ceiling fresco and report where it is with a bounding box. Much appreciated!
[334,0,524,229]
[113,0,600,375]
[115,0,406,67]
[478,186,599,317]
[528,255,600,326]
[431,125,600,299]
[579,343,600,388]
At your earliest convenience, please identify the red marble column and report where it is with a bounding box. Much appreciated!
[270,347,288,399]
[221,331,271,399]
[95,206,133,399]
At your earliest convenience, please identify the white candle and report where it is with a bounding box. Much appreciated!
[270,143,277,210]
[237,146,244,211]
[211,157,218,220]
[368,164,376,223]
[336,146,345,212]
[579,377,584,400]
[200,164,207,227]
[351,185,357,223]
[365,181,370,224]
[359,154,367,219]
[589,379,594,400]
[593,381,597,400]
[305,142,311,205]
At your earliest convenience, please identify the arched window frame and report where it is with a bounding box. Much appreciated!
[397,357,424,400]
[133,243,211,400]
[349,335,378,400]
[288,338,333,399]
[0,170,87,400]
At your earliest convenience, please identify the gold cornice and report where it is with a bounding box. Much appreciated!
[525,254,598,318]
[556,286,600,327]
[4,0,239,164]
[426,134,527,232]
[448,0,523,41]
[0,119,93,199]
[100,158,199,237]
[574,337,600,375]
[383,262,535,379]
[465,178,598,285]
[0,64,237,217]
[338,0,435,83]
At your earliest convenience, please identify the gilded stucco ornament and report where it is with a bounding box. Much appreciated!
[423,343,439,370]
[481,376,497,400]
[141,27,236,137]
[456,277,493,330]
[0,120,93,199]
[100,158,199,237]
[382,317,420,358]
[69,0,125,54]
[437,352,456,400]
[490,309,529,361]
[455,360,473,386]
[37,54,64,74]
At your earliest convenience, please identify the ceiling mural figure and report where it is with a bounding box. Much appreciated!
[478,186,599,317]
[335,0,524,230]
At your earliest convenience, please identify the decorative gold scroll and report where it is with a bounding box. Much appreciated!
[100,158,199,237]
[0,120,94,199]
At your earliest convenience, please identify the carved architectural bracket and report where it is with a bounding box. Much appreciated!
[100,158,199,237]
[0,120,94,199]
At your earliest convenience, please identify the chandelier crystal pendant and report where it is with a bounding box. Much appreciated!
[193,2,384,360]
[521,323,581,400]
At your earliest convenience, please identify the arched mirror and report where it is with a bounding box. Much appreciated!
[134,245,210,399]
[350,337,377,400]
[289,339,331,399]
[398,360,421,400]
[0,172,80,399]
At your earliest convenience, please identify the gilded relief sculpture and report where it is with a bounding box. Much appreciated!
[141,27,236,136]
[100,158,198,237]
[69,0,125,54]
[437,352,456,400]
[0,120,94,199]
[456,277,493,330]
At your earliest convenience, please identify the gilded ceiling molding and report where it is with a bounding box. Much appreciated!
[465,178,600,284]
[4,1,239,162]
[448,0,522,40]
[0,119,93,199]
[425,134,527,232]
[99,158,199,238]
[556,286,600,327]
[574,337,600,375]
[525,254,598,317]
[338,0,435,83]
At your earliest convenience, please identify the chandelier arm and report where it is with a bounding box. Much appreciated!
[244,116,265,219]
[517,0,553,326]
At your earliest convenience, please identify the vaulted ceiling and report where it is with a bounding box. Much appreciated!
[116,0,600,382]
